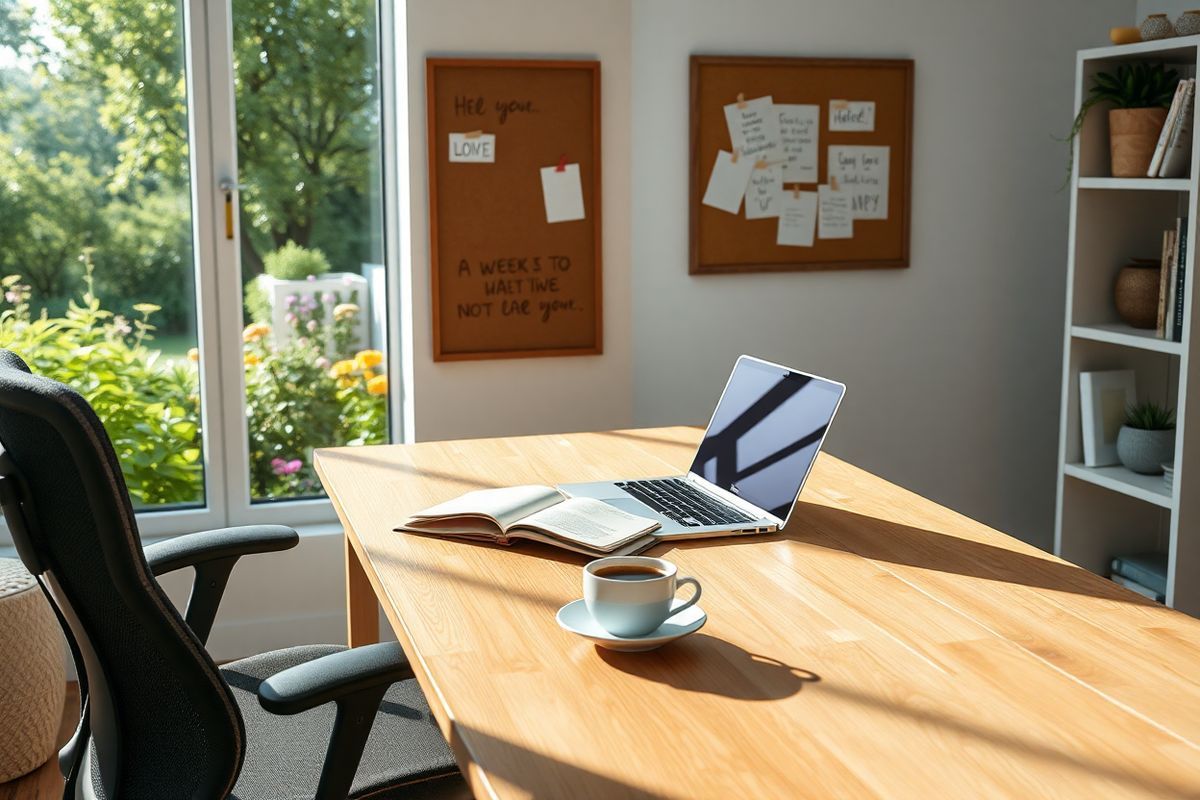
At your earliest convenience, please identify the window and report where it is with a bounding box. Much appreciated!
[0,0,399,536]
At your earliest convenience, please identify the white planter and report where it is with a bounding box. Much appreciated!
[256,272,370,355]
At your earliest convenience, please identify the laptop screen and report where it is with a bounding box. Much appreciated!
[689,357,844,521]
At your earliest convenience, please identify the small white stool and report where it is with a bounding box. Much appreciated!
[0,558,65,782]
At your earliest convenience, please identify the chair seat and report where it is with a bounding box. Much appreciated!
[221,644,468,799]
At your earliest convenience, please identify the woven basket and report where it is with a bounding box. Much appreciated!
[0,558,65,782]
[1110,107,1169,177]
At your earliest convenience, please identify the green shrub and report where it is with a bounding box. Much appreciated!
[263,241,330,280]
[0,254,387,507]
[0,261,203,507]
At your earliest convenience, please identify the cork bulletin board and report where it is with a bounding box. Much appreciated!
[426,58,602,361]
[690,55,913,274]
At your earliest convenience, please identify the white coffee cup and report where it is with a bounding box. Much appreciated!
[583,556,702,637]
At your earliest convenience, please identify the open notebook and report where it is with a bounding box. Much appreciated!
[396,485,660,557]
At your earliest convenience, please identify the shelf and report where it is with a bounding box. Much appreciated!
[1063,463,1173,508]
[1079,35,1200,64]
[1071,323,1184,354]
[1077,177,1192,191]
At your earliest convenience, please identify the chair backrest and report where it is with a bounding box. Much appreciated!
[0,350,243,799]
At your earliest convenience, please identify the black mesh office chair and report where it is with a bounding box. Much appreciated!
[0,351,469,799]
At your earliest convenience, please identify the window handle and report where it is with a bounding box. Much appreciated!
[219,179,247,240]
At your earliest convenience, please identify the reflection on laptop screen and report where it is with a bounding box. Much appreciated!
[689,358,844,520]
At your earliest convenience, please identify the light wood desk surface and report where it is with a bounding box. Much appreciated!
[315,427,1200,799]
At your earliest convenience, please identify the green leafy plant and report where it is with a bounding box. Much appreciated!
[1125,401,1176,431]
[0,257,203,507]
[263,241,331,281]
[0,253,386,506]
[1063,62,1180,178]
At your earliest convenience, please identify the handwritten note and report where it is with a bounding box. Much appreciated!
[540,164,585,223]
[777,191,818,247]
[829,100,876,132]
[451,254,582,325]
[745,163,784,219]
[818,184,853,239]
[702,150,755,214]
[776,104,819,183]
[449,132,496,163]
[828,145,889,220]
[724,95,782,161]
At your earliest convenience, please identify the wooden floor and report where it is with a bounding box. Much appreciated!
[0,683,77,800]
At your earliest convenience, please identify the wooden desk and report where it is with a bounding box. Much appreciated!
[315,427,1200,799]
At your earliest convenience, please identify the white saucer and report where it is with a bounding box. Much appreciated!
[556,598,706,652]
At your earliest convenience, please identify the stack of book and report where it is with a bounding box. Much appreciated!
[1110,551,1167,603]
[1148,78,1195,179]
[1154,216,1188,342]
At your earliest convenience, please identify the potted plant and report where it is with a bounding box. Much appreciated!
[1066,62,1179,177]
[1117,401,1176,474]
[244,242,369,352]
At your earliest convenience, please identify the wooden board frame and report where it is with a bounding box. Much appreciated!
[689,55,913,275]
[427,58,602,361]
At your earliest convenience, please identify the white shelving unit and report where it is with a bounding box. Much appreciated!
[1055,36,1200,615]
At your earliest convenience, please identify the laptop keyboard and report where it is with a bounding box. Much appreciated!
[615,478,758,527]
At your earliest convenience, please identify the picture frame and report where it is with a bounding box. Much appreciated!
[1079,370,1137,467]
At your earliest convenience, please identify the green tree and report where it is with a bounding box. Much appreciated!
[46,0,380,276]
[0,131,106,296]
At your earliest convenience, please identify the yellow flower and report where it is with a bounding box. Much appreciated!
[354,349,383,370]
[336,376,357,389]
[243,352,260,366]
[333,303,360,321]
[329,359,355,378]
[363,369,375,381]
[243,322,271,342]
[367,374,388,396]
[186,347,199,363]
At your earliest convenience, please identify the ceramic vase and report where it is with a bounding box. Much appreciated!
[1114,260,1163,329]
[1141,13,1176,40]
[1176,10,1200,36]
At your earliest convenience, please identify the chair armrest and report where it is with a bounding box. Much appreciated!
[259,641,414,715]
[144,525,299,646]
[259,642,416,800]
[144,525,299,576]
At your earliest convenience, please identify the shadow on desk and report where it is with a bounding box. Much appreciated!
[597,633,820,701]
[663,502,1159,607]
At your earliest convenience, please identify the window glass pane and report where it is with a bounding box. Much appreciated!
[0,0,204,509]
[231,0,389,502]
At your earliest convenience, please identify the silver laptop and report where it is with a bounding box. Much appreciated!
[559,355,845,540]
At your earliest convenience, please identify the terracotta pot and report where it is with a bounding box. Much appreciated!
[1110,107,1169,177]
[1114,260,1162,329]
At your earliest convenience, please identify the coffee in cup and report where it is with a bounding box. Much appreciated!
[583,556,701,637]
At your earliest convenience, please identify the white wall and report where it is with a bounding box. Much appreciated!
[630,0,1132,549]
[403,0,633,442]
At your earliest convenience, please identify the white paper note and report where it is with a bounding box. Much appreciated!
[540,164,585,223]
[777,191,818,247]
[745,163,784,219]
[776,104,819,184]
[828,100,876,132]
[701,150,755,214]
[448,132,496,163]
[724,95,782,161]
[818,184,853,239]
[828,145,889,220]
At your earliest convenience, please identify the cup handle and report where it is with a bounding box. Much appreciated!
[673,576,702,616]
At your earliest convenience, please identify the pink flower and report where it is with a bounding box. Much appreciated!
[306,319,318,332]
[321,292,335,304]
[4,291,18,304]
[315,357,331,370]
[284,311,297,324]
[306,274,316,282]
[271,457,303,476]
[285,294,298,307]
